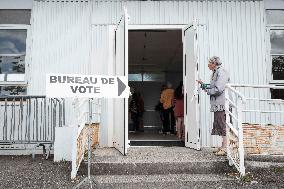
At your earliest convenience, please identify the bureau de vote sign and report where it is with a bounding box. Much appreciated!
[46,74,129,98]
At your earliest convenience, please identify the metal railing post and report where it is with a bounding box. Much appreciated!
[225,87,233,166]
[88,98,92,180]
[237,98,245,176]
[87,131,91,179]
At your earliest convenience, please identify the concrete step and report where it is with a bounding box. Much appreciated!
[86,160,231,175]
[128,132,179,141]
[80,147,233,176]
[130,140,184,147]
[142,126,162,133]
[77,173,239,189]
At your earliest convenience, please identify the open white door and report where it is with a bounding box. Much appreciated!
[113,9,129,155]
[183,24,201,150]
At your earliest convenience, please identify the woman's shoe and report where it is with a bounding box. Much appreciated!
[214,148,227,156]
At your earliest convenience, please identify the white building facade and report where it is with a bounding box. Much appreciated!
[0,0,283,152]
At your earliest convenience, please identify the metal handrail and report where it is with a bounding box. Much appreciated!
[229,84,284,89]
[231,84,284,125]
[225,84,246,176]
[226,84,246,103]
[225,84,284,177]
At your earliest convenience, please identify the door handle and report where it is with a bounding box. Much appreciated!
[190,90,198,102]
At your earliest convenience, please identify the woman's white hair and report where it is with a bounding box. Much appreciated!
[209,56,222,65]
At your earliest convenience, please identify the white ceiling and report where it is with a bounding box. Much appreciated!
[128,30,183,73]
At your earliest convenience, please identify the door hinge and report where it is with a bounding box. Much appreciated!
[187,132,188,142]
[184,54,187,76]
[114,31,117,55]
[184,25,193,34]
[197,94,200,104]
[186,93,187,115]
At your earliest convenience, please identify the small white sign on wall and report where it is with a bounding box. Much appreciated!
[46,74,129,98]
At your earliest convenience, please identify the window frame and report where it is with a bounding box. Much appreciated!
[0,24,30,96]
[0,24,30,86]
[265,9,284,100]
[265,9,284,99]
[266,26,284,84]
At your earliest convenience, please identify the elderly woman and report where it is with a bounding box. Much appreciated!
[197,56,230,156]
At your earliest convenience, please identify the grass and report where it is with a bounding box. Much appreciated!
[241,173,254,182]
[59,159,68,164]
[274,167,284,174]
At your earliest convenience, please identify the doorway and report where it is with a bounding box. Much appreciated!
[128,28,184,146]
[112,16,201,154]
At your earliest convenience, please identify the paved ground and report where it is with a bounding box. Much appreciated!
[0,148,283,189]
[0,155,85,189]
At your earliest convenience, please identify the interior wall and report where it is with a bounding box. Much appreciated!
[165,72,183,88]
[129,81,162,128]
[129,72,182,128]
[128,28,183,130]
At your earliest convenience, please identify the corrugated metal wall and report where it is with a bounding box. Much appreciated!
[92,0,266,85]
[90,25,116,147]
[27,0,268,147]
[90,0,267,147]
[29,0,91,95]
[29,0,92,125]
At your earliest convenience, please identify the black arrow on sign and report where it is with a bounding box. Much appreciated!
[117,77,126,96]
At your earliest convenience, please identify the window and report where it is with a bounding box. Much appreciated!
[128,73,165,82]
[0,27,28,95]
[0,29,27,78]
[270,30,284,81]
[0,10,31,25]
[0,86,27,96]
[266,10,284,26]
[271,89,284,100]
[266,10,284,99]
[0,10,30,96]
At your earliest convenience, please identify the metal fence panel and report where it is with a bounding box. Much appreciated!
[0,96,65,144]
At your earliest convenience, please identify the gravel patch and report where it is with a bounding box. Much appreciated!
[0,155,86,189]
